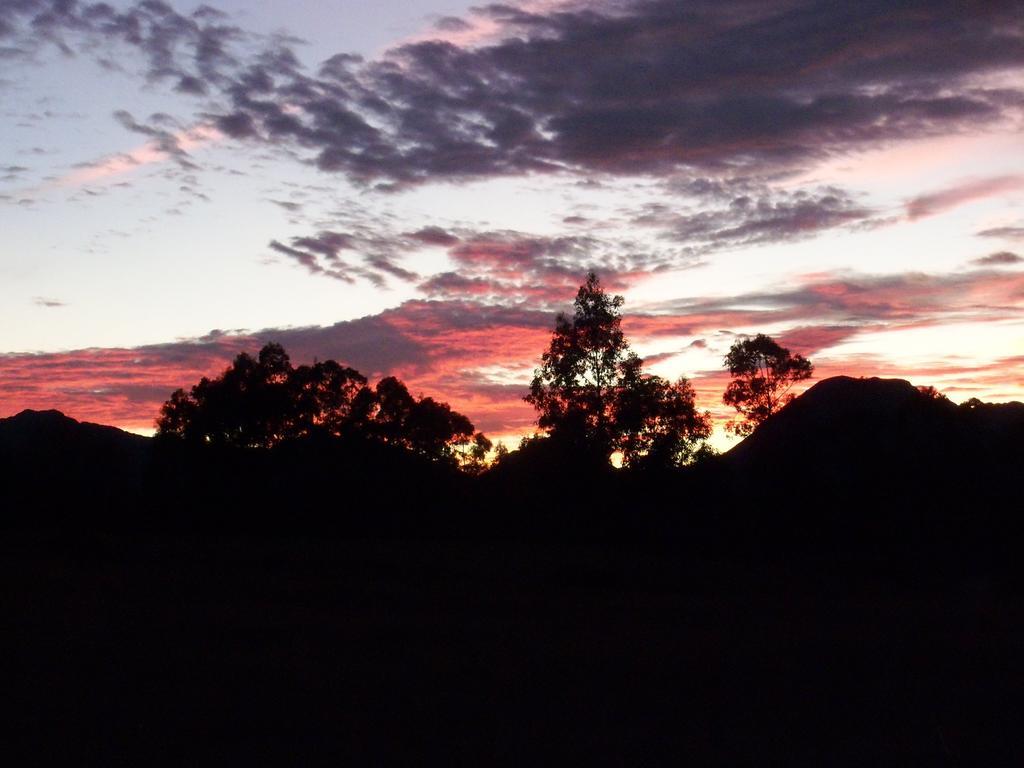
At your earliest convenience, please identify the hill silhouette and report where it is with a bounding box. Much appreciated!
[0,409,150,527]
[0,408,150,465]
[702,376,1024,571]
[726,375,1024,478]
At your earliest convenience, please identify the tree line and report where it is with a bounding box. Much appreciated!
[157,273,813,470]
[157,344,492,471]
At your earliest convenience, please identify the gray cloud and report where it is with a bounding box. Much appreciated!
[112,110,198,169]
[641,269,1024,335]
[5,0,1021,188]
[978,226,1024,240]
[269,228,419,287]
[32,296,66,307]
[407,226,460,247]
[972,251,1022,267]
[632,183,876,252]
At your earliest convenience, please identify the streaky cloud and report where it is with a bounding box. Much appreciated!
[905,175,1024,221]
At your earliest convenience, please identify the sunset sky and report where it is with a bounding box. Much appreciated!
[2,0,1023,447]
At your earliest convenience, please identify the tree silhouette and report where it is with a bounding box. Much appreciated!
[289,360,367,436]
[156,343,487,466]
[358,376,418,445]
[722,334,813,436]
[526,272,710,466]
[916,385,949,402]
[616,355,712,468]
[157,342,295,448]
[456,431,493,475]
[526,272,629,457]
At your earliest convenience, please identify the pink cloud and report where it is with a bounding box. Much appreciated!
[58,123,221,187]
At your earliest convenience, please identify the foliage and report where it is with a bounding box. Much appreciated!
[916,385,949,402]
[156,343,487,466]
[722,334,813,436]
[616,355,713,468]
[526,272,629,456]
[492,441,510,464]
[526,272,711,467]
[156,343,295,449]
[456,431,493,475]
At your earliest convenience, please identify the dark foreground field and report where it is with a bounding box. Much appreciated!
[5,379,1024,764]
[6,531,1023,765]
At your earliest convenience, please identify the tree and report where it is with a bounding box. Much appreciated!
[456,431,493,475]
[722,334,813,436]
[156,343,487,468]
[405,395,475,461]
[916,385,949,402]
[289,360,367,436]
[616,355,712,468]
[157,343,295,448]
[526,272,711,466]
[526,272,629,457]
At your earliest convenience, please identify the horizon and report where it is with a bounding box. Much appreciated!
[2,0,1022,449]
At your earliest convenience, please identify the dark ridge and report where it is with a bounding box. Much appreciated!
[0,410,152,528]
[0,408,151,452]
[722,375,1024,494]
[3,379,1024,544]
[696,376,1024,575]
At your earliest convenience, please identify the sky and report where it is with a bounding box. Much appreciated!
[1,0,1023,447]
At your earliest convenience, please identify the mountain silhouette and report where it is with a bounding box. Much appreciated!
[720,375,1024,502]
[726,375,1024,471]
[0,409,151,527]
[703,376,1024,571]
[0,408,150,456]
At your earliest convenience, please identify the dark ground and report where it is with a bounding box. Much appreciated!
[5,381,1024,764]
[6,530,1023,766]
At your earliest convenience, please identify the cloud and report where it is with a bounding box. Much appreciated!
[0,300,553,433]
[413,226,705,303]
[777,325,864,355]
[268,228,418,287]
[632,183,876,252]
[255,0,1024,184]
[1,0,243,87]
[1,164,30,182]
[407,226,460,247]
[8,1,1021,189]
[977,225,1024,241]
[971,251,1022,267]
[905,175,1024,220]
[111,110,201,170]
[268,215,696,296]
[57,121,221,187]
[32,296,66,308]
[648,269,1024,332]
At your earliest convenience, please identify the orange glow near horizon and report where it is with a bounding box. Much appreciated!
[2,327,1021,443]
